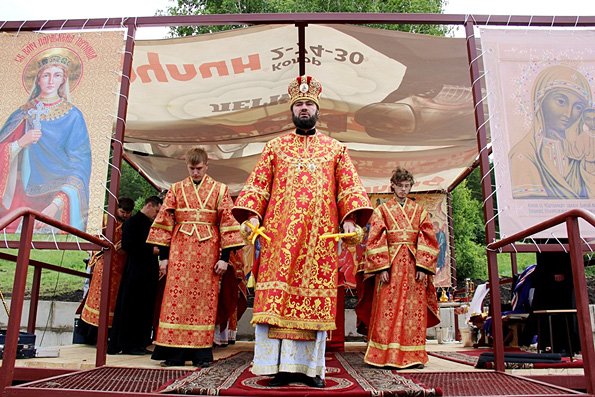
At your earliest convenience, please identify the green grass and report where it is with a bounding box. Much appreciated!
[497,252,595,278]
[0,234,89,300]
[496,253,537,277]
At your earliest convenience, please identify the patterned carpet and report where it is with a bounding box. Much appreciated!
[428,350,583,369]
[157,351,441,396]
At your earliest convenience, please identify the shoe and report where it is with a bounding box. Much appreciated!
[193,361,210,368]
[228,340,236,345]
[160,360,185,367]
[405,363,424,369]
[302,375,325,388]
[268,372,291,387]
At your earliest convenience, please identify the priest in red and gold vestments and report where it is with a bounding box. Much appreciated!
[233,76,372,388]
[80,198,134,338]
[148,147,243,368]
[357,167,440,369]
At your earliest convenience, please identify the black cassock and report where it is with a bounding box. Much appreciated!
[107,211,159,354]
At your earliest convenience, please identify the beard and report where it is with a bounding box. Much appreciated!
[292,111,319,130]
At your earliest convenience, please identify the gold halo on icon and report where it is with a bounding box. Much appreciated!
[22,47,83,94]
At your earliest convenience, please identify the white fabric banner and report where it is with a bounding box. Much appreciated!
[125,24,478,195]
[481,28,595,238]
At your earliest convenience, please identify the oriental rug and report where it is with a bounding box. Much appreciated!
[428,350,583,369]
[157,351,441,396]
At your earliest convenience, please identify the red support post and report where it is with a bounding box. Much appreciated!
[95,22,137,367]
[464,20,505,372]
[297,23,307,76]
[510,253,518,276]
[566,216,595,394]
[28,266,42,334]
[0,214,35,390]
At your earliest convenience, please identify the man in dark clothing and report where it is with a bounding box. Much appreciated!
[519,251,581,355]
[107,196,163,355]
[531,252,580,354]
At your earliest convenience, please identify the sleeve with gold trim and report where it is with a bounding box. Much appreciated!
[232,142,274,223]
[363,205,391,274]
[335,145,373,226]
[217,182,244,250]
[414,207,439,275]
[146,184,177,247]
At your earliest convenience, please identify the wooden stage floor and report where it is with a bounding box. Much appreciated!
[7,339,585,378]
[2,340,588,396]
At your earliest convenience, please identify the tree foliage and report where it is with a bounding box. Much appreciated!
[160,0,450,37]
[451,175,487,280]
[118,161,159,211]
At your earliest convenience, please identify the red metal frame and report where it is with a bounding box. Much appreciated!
[94,23,137,368]
[0,252,89,334]
[1,11,594,395]
[0,209,109,391]
[487,209,595,394]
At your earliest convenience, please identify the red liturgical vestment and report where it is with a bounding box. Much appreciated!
[361,198,440,368]
[147,175,243,349]
[233,131,372,336]
[81,220,126,327]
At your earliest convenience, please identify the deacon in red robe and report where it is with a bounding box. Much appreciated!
[80,198,134,337]
[148,147,243,367]
[357,167,440,369]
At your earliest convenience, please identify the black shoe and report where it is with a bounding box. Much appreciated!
[160,360,185,367]
[405,363,424,369]
[228,340,236,345]
[303,375,325,388]
[193,361,210,368]
[268,372,291,387]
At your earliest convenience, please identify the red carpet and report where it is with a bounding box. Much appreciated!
[428,349,583,369]
[157,351,441,395]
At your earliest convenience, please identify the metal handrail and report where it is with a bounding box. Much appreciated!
[487,209,595,251]
[0,208,111,391]
[486,209,595,394]
[0,207,110,248]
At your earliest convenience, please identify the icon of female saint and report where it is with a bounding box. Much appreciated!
[0,48,91,232]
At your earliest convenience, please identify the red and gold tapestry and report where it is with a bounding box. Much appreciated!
[147,175,243,349]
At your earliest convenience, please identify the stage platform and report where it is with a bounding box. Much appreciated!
[1,341,587,396]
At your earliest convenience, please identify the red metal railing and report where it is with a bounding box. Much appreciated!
[486,208,595,395]
[0,208,110,391]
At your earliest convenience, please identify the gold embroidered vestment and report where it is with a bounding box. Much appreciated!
[233,132,372,334]
[81,219,126,327]
[363,198,440,368]
[147,175,243,349]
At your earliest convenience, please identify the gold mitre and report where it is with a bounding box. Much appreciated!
[288,75,322,108]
